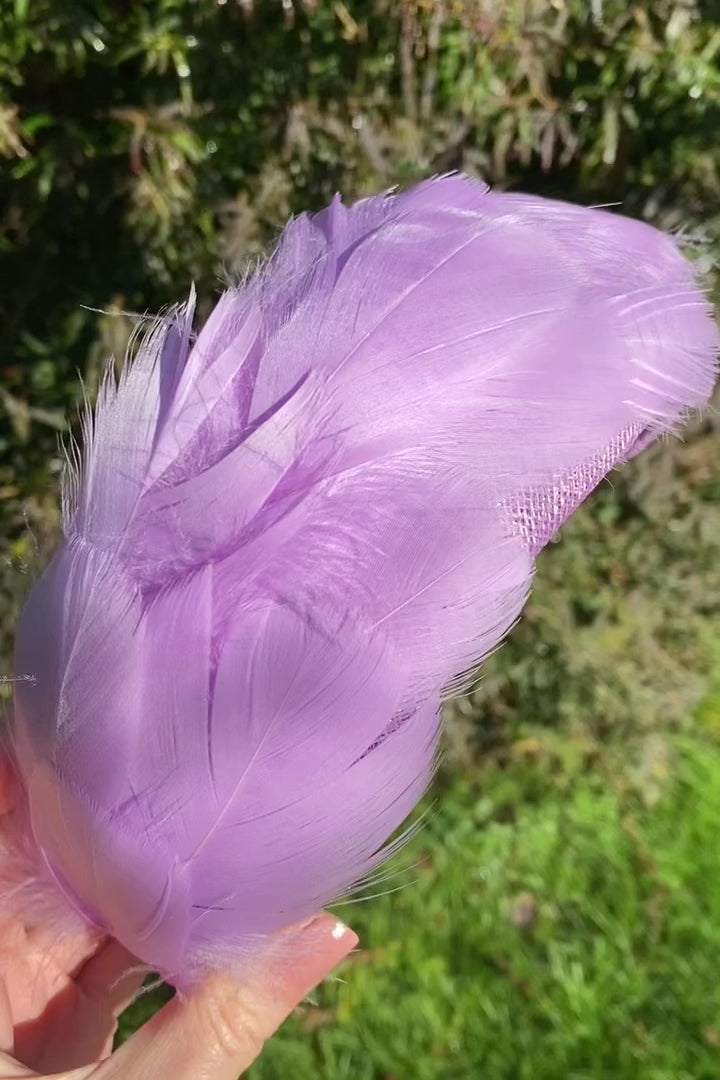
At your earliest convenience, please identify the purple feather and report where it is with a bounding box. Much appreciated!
[8,174,719,985]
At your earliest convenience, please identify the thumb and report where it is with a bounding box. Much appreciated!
[90,914,358,1080]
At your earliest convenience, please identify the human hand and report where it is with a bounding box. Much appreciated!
[0,758,358,1079]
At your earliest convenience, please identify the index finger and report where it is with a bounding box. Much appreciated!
[93,914,357,1080]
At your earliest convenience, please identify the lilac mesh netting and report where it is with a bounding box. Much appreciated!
[503,423,644,554]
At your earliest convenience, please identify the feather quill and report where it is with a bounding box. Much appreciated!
[7,174,719,985]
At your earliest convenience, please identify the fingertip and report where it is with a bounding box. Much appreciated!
[273,913,358,1002]
[100,915,359,1080]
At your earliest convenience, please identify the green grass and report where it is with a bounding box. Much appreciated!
[116,726,720,1079]
[251,734,720,1079]
[239,737,720,1079]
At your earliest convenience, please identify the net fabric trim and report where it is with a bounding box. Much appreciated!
[502,423,643,554]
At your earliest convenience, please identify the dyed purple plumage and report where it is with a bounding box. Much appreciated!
[8,174,719,985]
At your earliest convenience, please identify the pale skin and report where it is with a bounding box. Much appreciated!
[0,760,358,1080]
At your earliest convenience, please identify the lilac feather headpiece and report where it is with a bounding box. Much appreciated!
[7,175,718,985]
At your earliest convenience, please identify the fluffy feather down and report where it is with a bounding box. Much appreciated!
[9,174,719,984]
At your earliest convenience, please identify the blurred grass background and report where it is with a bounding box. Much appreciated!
[2,1,720,1077]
